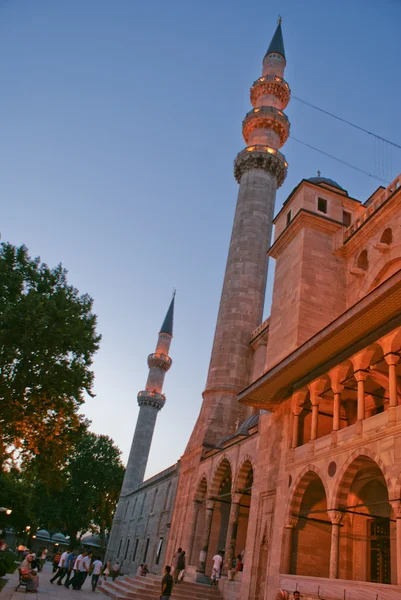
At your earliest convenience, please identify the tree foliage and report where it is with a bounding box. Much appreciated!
[0,242,101,472]
[35,431,124,547]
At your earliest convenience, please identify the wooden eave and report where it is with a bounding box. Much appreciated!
[238,268,401,410]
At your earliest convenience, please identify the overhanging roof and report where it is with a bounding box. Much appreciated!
[238,269,401,409]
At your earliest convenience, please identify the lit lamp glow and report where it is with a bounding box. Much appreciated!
[0,507,12,515]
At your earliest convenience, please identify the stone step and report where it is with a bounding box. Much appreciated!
[99,576,223,600]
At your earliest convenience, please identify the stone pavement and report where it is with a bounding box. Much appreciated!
[1,562,105,600]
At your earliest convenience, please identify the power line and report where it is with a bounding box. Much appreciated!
[292,96,401,151]
[289,136,390,184]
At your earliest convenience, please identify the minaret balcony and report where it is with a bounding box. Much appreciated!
[147,352,172,371]
[234,145,287,187]
[137,390,166,410]
[242,106,289,147]
[250,74,290,110]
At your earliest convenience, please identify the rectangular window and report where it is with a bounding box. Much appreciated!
[342,210,351,226]
[117,538,123,558]
[133,539,139,561]
[124,539,131,560]
[155,538,164,565]
[286,210,291,226]
[143,538,150,563]
[317,197,327,213]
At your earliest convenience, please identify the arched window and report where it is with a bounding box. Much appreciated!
[357,249,369,271]
[380,228,392,245]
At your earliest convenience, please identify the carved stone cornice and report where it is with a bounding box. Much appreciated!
[234,146,287,187]
[250,75,291,109]
[137,390,166,410]
[242,106,289,146]
[147,353,172,371]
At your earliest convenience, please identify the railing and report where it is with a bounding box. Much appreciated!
[292,581,387,600]
[235,144,287,166]
[344,174,401,242]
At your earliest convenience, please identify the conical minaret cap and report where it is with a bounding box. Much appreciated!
[159,293,175,336]
[265,21,285,59]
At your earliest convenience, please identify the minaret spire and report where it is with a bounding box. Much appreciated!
[186,21,291,448]
[120,296,175,495]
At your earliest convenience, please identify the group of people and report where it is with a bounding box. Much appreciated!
[50,550,120,591]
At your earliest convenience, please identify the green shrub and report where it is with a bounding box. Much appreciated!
[0,560,7,578]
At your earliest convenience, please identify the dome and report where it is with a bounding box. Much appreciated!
[307,176,344,190]
[51,533,66,542]
[36,529,50,540]
[81,534,108,548]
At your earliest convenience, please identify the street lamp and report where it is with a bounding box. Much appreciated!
[0,507,12,515]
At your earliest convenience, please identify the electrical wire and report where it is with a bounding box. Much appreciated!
[292,96,401,151]
[289,136,390,184]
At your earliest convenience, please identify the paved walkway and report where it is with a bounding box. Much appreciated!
[1,562,107,600]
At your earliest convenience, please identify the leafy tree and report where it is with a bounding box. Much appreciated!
[35,431,124,547]
[0,469,36,535]
[0,242,101,474]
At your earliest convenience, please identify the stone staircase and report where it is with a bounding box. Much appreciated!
[99,573,223,600]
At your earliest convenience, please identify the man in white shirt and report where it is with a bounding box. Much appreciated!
[91,556,103,591]
[211,551,223,586]
[50,550,68,584]
[66,552,85,590]
[77,551,93,590]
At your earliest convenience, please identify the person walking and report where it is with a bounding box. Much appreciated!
[172,547,182,583]
[39,548,47,571]
[66,551,86,589]
[91,555,103,592]
[177,550,186,583]
[62,551,75,587]
[77,551,92,589]
[211,551,223,586]
[111,561,120,581]
[160,565,173,600]
[103,560,111,581]
[50,549,68,584]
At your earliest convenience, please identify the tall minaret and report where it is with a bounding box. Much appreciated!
[187,20,290,448]
[121,293,175,494]
[107,295,175,561]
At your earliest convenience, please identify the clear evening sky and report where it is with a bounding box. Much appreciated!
[0,1,400,478]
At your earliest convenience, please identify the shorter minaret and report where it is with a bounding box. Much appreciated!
[120,293,175,494]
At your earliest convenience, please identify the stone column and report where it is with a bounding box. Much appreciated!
[310,397,319,441]
[197,500,214,573]
[354,370,367,423]
[333,392,341,432]
[291,390,307,448]
[385,354,399,420]
[328,510,343,579]
[391,501,401,585]
[282,517,297,574]
[223,496,241,575]
[292,410,301,448]
[187,501,201,565]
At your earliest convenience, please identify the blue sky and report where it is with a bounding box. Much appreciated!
[0,0,400,478]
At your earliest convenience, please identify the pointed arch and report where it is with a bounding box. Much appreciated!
[209,456,233,498]
[330,448,393,508]
[287,464,328,516]
[194,474,208,502]
[235,454,255,492]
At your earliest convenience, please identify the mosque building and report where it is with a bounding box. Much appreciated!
[105,19,401,600]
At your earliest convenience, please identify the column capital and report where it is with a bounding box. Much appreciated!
[329,363,350,394]
[354,369,369,383]
[231,493,242,505]
[328,509,344,525]
[385,353,400,367]
[205,499,215,511]
[390,500,401,519]
[285,515,298,529]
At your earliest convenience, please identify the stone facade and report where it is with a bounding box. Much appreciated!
[109,19,401,600]
[104,464,179,574]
